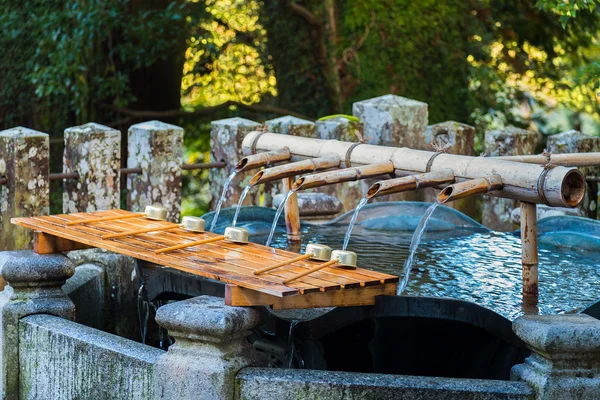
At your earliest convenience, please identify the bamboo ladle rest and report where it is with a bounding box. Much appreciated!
[101,216,206,240]
[283,250,357,284]
[65,205,168,226]
[254,243,331,275]
[154,226,249,254]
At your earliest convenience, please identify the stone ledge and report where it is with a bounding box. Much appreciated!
[236,368,535,400]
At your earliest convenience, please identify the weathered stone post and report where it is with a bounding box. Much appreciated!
[153,296,267,400]
[63,123,121,213]
[547,130,600,219]
[127,121,183,222]
[0,127,49,251]
[0,251,75,399]
[352,94,428,149]
[483,127,538,231]
[209,118,260,210]
[511,314,600,399]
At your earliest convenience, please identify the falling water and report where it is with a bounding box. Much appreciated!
[266,190,294,246]
[287,320,299,368]
[232,184,252,227]
[209,169,237,232]
[137,284,150,344]
[342,196,370,250]
[396,202,439,295]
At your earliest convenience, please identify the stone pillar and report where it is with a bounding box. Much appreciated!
[483,127,538,231]
[547,130,600,219]
[314,116,366,212]
[263,116,316,207]
[0,251,75,399]
[424,121,477,216]
[153,296,267,400]
[127,121,183,222]
[209,118,260,211]
[0,127,49,251]
[63,123,120,213]
[352,94,428,149]
[511,314,600,399]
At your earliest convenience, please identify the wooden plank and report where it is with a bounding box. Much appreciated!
[225,283,398,309]
[34,231,92,254]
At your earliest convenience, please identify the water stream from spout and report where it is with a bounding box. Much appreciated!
[397,202,439,295]
[232,184,252,227]
[266,189,294,246]
[209,169,237,232]
[287,320,299,368]
[342,196,369,250]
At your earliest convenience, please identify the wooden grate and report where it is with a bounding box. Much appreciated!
[12,210,398,309]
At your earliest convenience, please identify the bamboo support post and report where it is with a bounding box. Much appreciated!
[520,201,539,301]
[248,155,340,186]
[437,175,503,203]
[495,152,600,167]
[366,169,455,199]
[293,162,395,191]
[236,148,291,172]
[283,176,301,242]
[242,132,586,207]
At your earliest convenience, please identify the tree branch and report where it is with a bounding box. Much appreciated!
[103,101,314,121]
[279,0,322,27]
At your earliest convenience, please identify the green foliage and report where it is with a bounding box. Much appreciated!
[536,0,599,27]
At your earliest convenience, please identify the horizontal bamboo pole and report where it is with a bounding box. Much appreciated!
[102,224,179,239]
[236,148,291,172]
[242,132,585,207]
[282,259,338,284]
[66,213,145,226]
[292,162,395,191]
[495,152,600,167]
[366,169,455,199]
[438,175,503,203]
[249,154,340,186]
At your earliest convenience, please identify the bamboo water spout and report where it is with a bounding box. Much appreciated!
[366,169,455,199]
[437,175,503,203]
[292,162,395,191]
[495,152,600,167]
[249,155,340,186]
[235,148,291,172]
[242,132,586,208]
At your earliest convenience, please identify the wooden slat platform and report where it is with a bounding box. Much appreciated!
[12,210,398,309]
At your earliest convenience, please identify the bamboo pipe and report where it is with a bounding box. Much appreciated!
[155,227,248,254]
[66,205,167,226]
[254,243,332,275]
[242,132,586,207]
[282,250,357,285]
[249,155,340,186]
[235,148,291,172]
[437,175,503,203]
[520,202,538,300]
[366,169,455,199]
[283,176,301,242]
[292,162,395,191]
[495,152,600,167]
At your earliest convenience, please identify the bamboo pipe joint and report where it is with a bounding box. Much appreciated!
[438,175,503,204]
[236,148,291,172]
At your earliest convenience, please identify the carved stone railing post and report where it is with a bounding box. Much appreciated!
[483,127,537,231]
[209,118,260,210]
[511,314,600,399]
[153,296,267,400]
[127,121,183,222]
[0,127,49,251]
[547,130,600,219]
[352,94,428,149]
[63,123,121,213]
[0,251,75,399]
